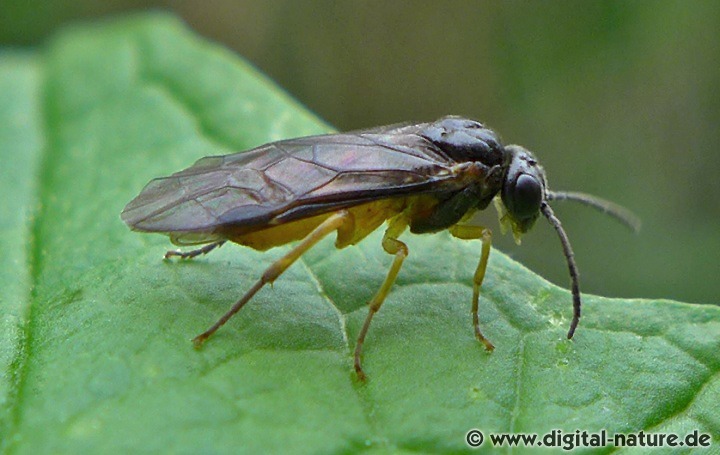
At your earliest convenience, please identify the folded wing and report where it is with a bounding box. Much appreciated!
[121,122,462,244]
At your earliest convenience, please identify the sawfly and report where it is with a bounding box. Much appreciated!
[122,116,640,380]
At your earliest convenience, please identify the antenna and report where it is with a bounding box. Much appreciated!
[546,191,641,233]
[540,202,581,339]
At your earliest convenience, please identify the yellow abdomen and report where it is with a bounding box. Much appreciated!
[226,197,417,251]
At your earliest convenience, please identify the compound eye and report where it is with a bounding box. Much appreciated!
[511,174,542,219]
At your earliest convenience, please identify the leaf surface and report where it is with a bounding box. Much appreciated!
[1,14,718,454]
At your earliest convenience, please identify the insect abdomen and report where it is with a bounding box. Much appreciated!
[223,198,408,251]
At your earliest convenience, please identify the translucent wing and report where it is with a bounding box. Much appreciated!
[121,121,467,244]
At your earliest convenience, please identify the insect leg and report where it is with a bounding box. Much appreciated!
[193,210,355,347]
[165,241,226,260]
[449,225,495,351]
[354,216,409,381]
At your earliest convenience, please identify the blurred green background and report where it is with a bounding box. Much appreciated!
[2,1,718,304]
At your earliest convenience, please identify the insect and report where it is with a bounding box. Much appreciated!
[122,116,639,380]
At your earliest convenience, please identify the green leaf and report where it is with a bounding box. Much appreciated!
[1,13,719,453]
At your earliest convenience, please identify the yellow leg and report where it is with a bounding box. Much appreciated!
[354,216,409,381]
[449,225,495,351]
[193,210,355,347]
